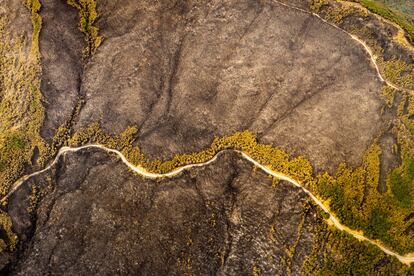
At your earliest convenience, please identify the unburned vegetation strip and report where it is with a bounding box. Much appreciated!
[67,0,102,57]
[0,0,48,251]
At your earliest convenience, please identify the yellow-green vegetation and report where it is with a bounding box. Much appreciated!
[0,1,48,192]
[0,2,48,196]
[389,155,414,208]
[327,4,367,23]
[67,0,102,57]
[0,0,49,253]
[27,184,40,214]
[25,0,42,59]
[310,0,329,12]
[400,93,414,135]
[381,85,397,108]
[251,264,261,276]
[0,210,18,252]
[347,0,414,44]
[67,124,314,183]
[388,93,414,211]
[313,79,414,253]
[302,226,414,274]
[68,122,139,151]
[67,120,413,254]
[378,58,414,90]
[313,0,414,91]
[397,95,414,138]
[314,144,409,250]
[407,94,414,116]
[396,93,414,154]
[312,0,369,23]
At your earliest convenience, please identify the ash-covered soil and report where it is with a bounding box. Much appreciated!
[5,149,407,274]
[41,0,385,173]
[38,0,84,139]
[7,150,322,275]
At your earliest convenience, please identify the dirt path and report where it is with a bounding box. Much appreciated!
[273,0,414,95]
[4,144,414,265]
[3,0,414,266]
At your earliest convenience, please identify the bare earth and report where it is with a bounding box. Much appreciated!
[2,0,412,274]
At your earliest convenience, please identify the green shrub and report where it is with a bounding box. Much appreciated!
[68,0,102,57]
[389,156,414,208]
[366,208,391,240]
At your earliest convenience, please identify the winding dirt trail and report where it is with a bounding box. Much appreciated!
[273,0,414,95]
[3,144,414,265]
[3,0,414,267]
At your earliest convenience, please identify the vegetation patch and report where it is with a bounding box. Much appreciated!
[66,125,314,182]
[381,85,397,107]
[0,211,17,252]
[315,131,414,253]
[389,156,414,208]
[310,0,331,12]
[64,118,414,254]
[0,0,49,253]
[0,0,48,193]
[313,0,414,91]
[25,0,42,59]
[67,0,102,57]
[303,227,414,274]
[347,0,414,44]
[378,58,414,90]
[326,1,368,23]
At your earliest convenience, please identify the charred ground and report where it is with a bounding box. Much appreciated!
[0,0,414,274]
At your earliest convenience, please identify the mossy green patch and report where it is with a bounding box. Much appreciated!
[366,207,392,240]
[5,134,27,151]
